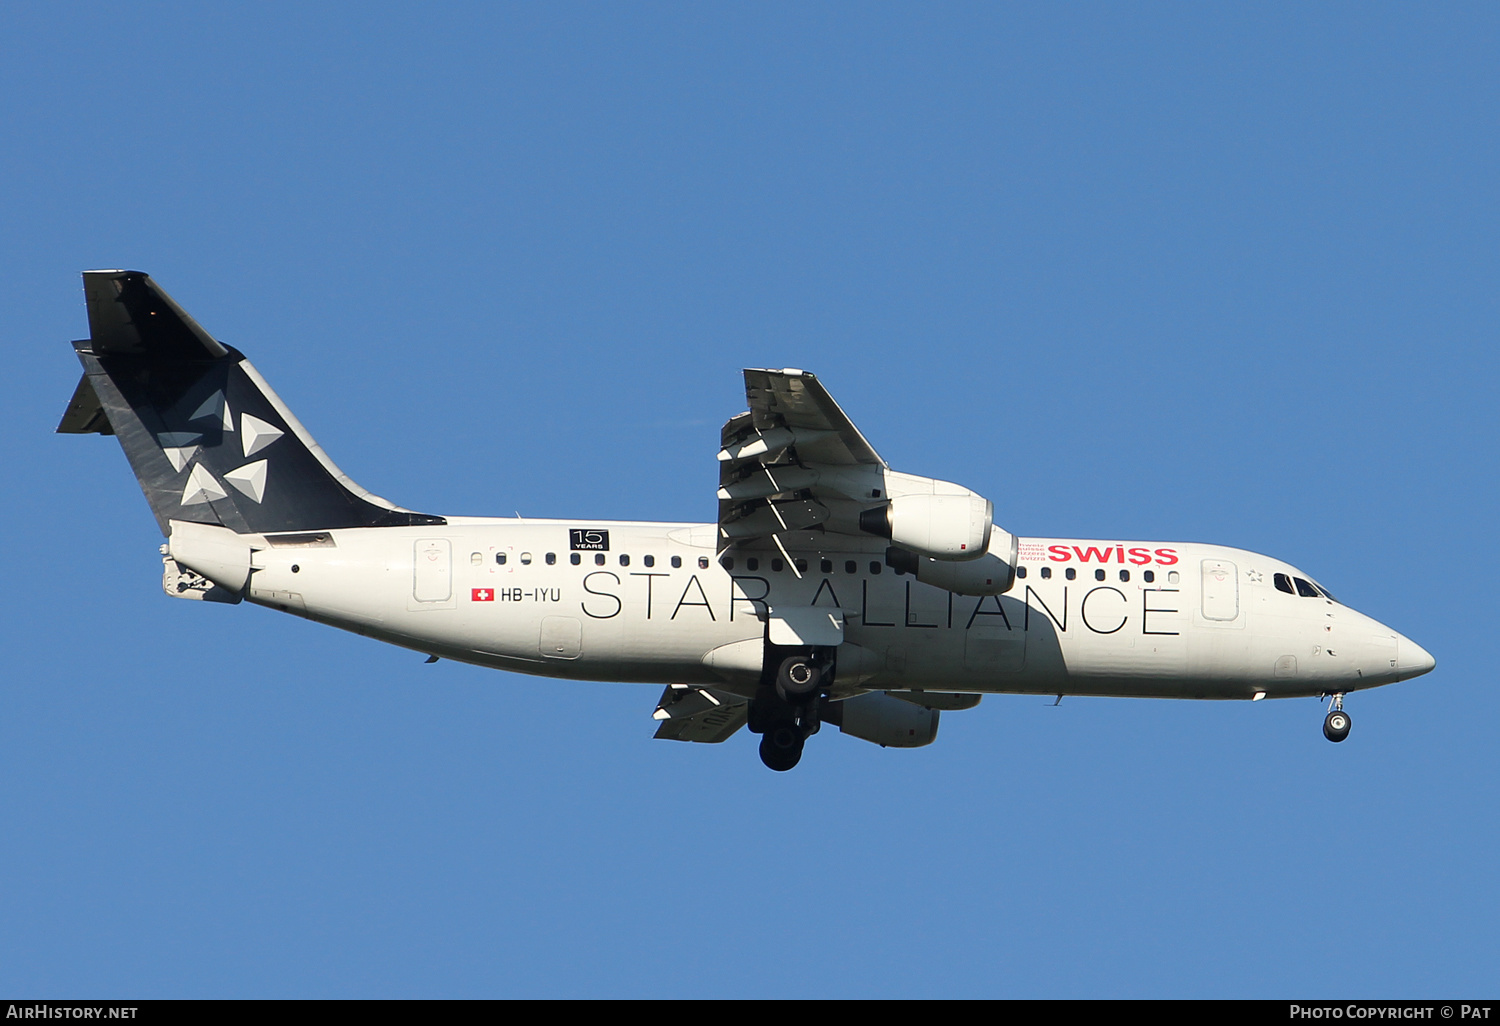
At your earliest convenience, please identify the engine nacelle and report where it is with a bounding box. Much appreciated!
[893,527,1017,596]
[859,490,993,561]
[828,692,940,748]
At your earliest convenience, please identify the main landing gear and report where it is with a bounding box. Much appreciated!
[749,650,833,771]
[775,653,824,703]
[1322,692,1352,743]
[758,721,805,772]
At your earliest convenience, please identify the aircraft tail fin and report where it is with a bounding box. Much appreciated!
[59,270,445,536]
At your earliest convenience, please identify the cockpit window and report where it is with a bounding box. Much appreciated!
[1276,571,1336,600]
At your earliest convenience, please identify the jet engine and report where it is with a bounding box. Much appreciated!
[886,528,1018,596]
[858,490,993,561]
[826,692,940,748]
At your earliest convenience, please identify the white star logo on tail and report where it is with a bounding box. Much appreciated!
[190,390,234,431]
[163,446,199,472]
[157,432,202,471]
[181,464,227,505]
[225,460,268,503]
[240,414,284,457]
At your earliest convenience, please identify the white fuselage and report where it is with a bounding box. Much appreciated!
[203,518,1433,701]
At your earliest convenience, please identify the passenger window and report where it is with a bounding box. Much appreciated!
[820,559,832,574]
[545,552,556,565]
[1094,569,1105,581]
[520,552,533,565]
[1294,577,1320,598]
[470,552,482,566]
[698,556,710,569]
[620,554,630,567]
[644,555,655,568]
[1143,570,1154,583]
[845,560,857,574]
[870,561,882,575]
[747,557,759,571]
[570,553,581,566]
[1168,571,1179,584]
[1119,570,1130,582]
[671,556,682,569]
[1274,573,1295,595]
[1066,568,1077,581]
[720,556,734,570]
[496,553,507,566]
[595,553,606,566]
[795,559,808,573]
[1016,566,1027,579]
[1040,566,1052,579]
[772,559,784,572]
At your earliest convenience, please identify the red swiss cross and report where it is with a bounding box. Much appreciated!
[472,588,494,602]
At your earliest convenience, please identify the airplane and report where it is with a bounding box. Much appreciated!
[58,270,1436,771]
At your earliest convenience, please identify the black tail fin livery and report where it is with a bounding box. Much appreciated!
[58,270,444,536]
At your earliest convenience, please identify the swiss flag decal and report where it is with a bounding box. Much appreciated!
[472,588,494,602]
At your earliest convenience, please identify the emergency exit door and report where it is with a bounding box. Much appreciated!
[1200,559,1239,622]
[414,539,452,602]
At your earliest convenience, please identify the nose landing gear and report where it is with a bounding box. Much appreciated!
[1322,693,1352,743]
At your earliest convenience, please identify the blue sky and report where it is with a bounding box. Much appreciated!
[2,2,1496,997]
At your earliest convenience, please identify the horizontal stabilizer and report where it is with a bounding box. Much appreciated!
[82,269,228,360]
[56,374,112,434]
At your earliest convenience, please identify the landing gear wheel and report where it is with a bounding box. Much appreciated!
[776,656,822,701]
[758,723,804,771]
[1323,708,1352,743]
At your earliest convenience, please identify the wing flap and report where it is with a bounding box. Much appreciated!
[718,369,887,550]
[739,369,883,467]
[651,685,748,743]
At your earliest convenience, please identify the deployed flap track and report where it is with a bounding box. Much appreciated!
[58,270,445,536]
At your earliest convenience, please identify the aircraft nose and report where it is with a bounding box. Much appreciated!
[1398,636,1436,679]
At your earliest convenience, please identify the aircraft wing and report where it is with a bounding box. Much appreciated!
[651,685,748,743]
[717,369,890,558]
[735,369,884,467]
